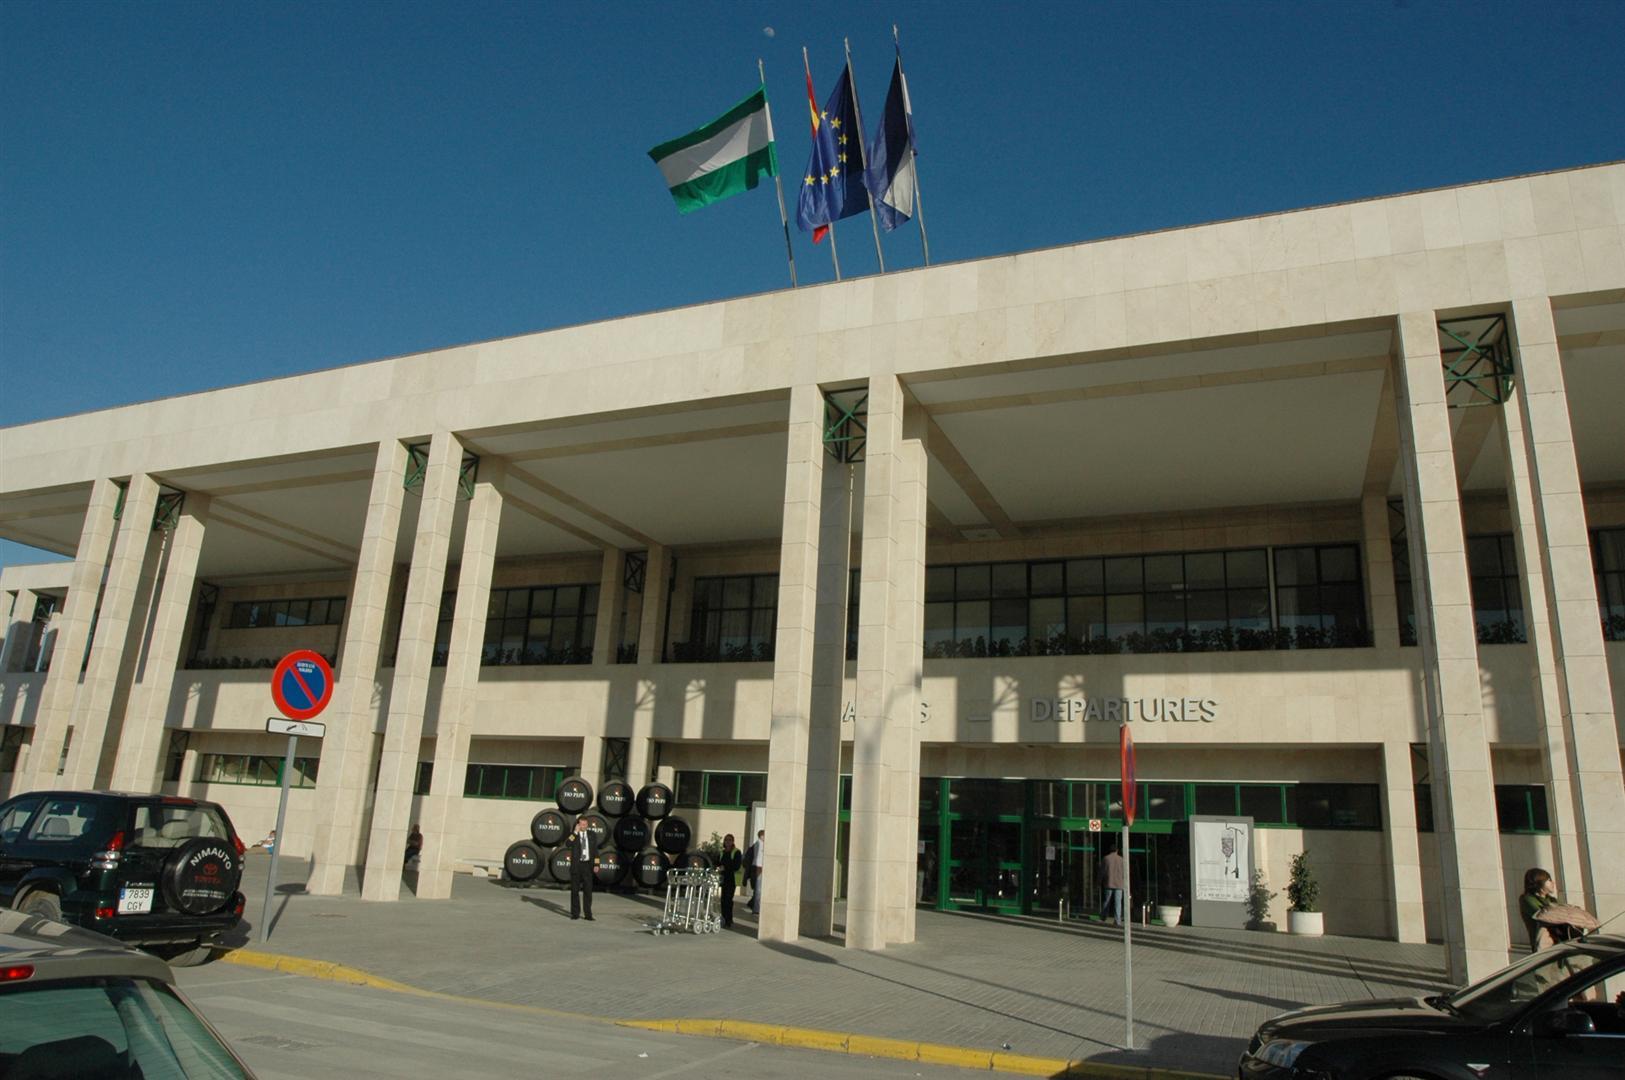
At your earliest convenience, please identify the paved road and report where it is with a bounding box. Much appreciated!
[175,962,987,1080]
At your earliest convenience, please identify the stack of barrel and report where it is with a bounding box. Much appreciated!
[501,777,709,892]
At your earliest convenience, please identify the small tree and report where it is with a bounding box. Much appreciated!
[1287,851,1320,913]
[699,831,724,862]
[1246,869,1277,929]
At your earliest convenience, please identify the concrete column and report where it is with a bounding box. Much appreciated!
[363,431,465,901]
[22,479,121,790]
[1393,312,1510,983]
[1,589,40,673]
[1506,296,1625,921]
[800,459,855,937]
[61,474,160,789]
[626,687,657,788]
[110,494,210,791]
[1361,492,1402,650]
[636,546,670,664]
[845,375,910,948]
[1379,742,1427,943]
[417,459,504,900]
[760,385,826,943]
[886,407,927,946]
[309,440,408,896]
[593,549,626,666]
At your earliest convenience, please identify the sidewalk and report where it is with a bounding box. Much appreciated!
[225,853,1450,1077]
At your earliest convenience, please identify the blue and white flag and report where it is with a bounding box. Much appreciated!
[796,63,867,242]
[864,55,917,232]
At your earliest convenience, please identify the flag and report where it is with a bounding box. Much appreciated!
[864,55,917,231]
[648,86,778,215]
[795,64,867,243]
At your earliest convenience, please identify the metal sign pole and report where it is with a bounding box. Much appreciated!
[260,733,297,943]
[1123,823,1133,1050]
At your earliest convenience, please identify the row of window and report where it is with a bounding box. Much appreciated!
[680,575,779,662]
[227,597,346,630]
[431,584,601,667]
[1413,783,1551,834]
[196,753,320,788]
[674,770,768,810]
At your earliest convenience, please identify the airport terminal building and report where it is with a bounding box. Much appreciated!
[2,162,1623,982]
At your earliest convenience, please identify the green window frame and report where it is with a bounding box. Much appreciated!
[673,770,768,809]
[228,596,346,630]
[195,752,319,788]
[462,763,572,801]
[1415,783,1550,834]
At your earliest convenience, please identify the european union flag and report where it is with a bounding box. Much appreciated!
[796,65,868,242]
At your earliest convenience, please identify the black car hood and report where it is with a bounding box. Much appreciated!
[1261,995,1484,1040]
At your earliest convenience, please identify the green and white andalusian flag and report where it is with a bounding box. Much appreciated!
[648,86,779,214]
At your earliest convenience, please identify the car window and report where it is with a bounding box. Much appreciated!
[0,797,42,843]
[131,804,231,849]
[22,797,103,844]
[1564,964,1625,1036]
[1447,944,1607,1022]
[0,977,247,1079]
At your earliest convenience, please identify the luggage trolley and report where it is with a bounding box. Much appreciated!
[653,868,722,935]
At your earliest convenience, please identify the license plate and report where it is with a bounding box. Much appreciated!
[118,886,154,914]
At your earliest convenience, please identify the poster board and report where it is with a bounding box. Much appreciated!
[1188,815,1254,929]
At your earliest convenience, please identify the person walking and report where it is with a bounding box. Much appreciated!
[718,834,744,928]
[1100,845,1125,926]
[404,824,423,865]
[568,817,601,921]
[747,829,765,915]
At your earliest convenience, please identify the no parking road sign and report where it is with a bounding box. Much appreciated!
[270,650,334,721]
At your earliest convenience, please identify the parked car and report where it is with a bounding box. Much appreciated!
[0,906,255,1077]
[0,791,246,966]
[1239,933,1625,1079]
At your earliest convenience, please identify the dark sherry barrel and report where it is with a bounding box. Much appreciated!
[530,808,573,848]
[613,816,649,852]
[504,841,543,883]
[547,846,576,884]
[631,848,670,889]
[555,776,595,814]
[597,780,634,818]
[677,850,711,870]
[577,812,611,850]
[592,848,626,886]
[653,816,692,856]
[635,782,673,820]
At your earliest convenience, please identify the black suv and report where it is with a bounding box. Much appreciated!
[0,790,246,966]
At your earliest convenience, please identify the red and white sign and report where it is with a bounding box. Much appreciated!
[1120,724,1137,827]
[270,650,334,721]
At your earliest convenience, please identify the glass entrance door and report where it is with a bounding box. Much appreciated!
[944,818,1023,913]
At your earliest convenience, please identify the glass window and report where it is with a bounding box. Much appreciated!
[1030,562,1064,596]
[25,797,103,842]
[955,565,991,600]
[1193,784,1236,815]
[1226,549,1269,588]
[1469,533,1525,644]
[706,773,741,807]
[1239,784,1286,824]
[1146,783,1185,821]
[687,574,777,661]
[1066,559,1103,595]
[675,770,702,808]
[1104,557,1142,594]
[482,583,599,665]
[1494,785,1550,833]
[738,773,767,807]
[1294,783,1381,830]
[1144,554,1183,591]
[991,563,1026,598]
[925,566,954,602]
[228,596,345,630]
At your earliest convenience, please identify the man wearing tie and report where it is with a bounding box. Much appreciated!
[569,817,600,921]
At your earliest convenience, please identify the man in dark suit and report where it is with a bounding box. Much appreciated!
[568,817,600,921]
[717,834,744,928]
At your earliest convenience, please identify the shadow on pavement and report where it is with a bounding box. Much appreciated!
[1165,979,1301,1014]
[759,940,838,965]
[518,893,572,918]
[1085,1031,1247,1076]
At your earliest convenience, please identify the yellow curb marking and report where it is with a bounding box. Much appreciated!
[223,949,1225,1079]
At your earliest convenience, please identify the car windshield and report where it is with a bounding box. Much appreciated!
[0,976,248,1079]
[1443,944,1608,1023]
[130,804,232,850]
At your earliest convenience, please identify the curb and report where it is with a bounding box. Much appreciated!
[221,949,1224,1080]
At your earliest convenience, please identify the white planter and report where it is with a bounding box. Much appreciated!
[1289,910,1324,936]
[1156,905,1182,927]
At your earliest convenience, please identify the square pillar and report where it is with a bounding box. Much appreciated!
[111,494,210,791]
[886,407,927,946]
[1361,491,1402,650]
[593,549,626,665]
[760,385,826,943]
[417,460,504,900]
[636,545,670,664]
[846,374,925,951]
[800,459,855,937]
[1379,742,1427,943]
[363,431,465,901]
[1,589,40,673]
[1506,296,1625,921]
[1393,312,1510,983]
[62,474,161,789]
[309,440,408,896]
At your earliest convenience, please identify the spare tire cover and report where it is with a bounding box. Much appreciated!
[504,841,543,882]
[613,816,649,852]
[634,782,673,821]
[597,781,634,818]
[555,776,594,814]
[161,837,241,915]
[530,809,573,848]
[653,816,692,856]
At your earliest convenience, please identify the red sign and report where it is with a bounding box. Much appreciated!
[1120,724,1137,827]
[270,650,335,721]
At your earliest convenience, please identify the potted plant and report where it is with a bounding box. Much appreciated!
[1155,901,1183,927]
[1286,852,1323,936]
[1246,870,1277,932]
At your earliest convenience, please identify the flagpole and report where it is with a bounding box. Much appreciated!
[893,24,931,265]
[803,47,841,281]
[844,37,886,273]
[759,59,799,289]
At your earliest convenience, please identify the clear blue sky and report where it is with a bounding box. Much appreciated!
[3,0,1623,570]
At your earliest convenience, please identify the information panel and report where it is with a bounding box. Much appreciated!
[1188,815,1254,929]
